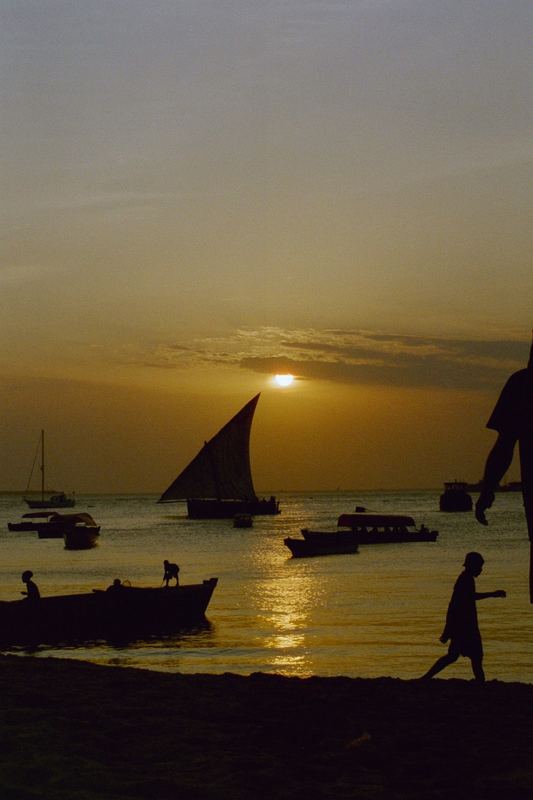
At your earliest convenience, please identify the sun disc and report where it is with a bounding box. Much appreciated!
[274,374,294,387]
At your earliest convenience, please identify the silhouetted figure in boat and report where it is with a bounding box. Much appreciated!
[163,560,180,587]
[21,570,40,601]
[475,334,533,602]
[422,552,506,682]
[106,578,124,592]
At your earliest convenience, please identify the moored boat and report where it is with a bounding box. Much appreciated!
[63,525,100,550]
[0,578,218,646]
[7,512,56,532]
[284,533,359,558]
[439,481,473,512]
[285,512,438,556]
[35,512,100,541]
[23,431,75,509]
[158,394,280,518]
[334,513,438,543]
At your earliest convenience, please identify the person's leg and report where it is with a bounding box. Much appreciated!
[470,656,485,682]
[421,651,458,679]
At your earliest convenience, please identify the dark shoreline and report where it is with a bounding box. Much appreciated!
[1,655,532,799]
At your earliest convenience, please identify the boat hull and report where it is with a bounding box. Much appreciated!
[187,497,280,519]
[25,495,75,509]
[7,522,40,532]
[284,535,359,558]
[0,579,218,646]
[63,527,100,550]
[439,491,473,512]
[302,528,439,545]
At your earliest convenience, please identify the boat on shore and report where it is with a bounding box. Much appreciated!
[285,512,438,557]
[23,430,75,509]
[158,394,280,519]
[439,481,473,512]
[0,578,218,646]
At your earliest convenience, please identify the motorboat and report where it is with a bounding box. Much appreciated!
[285,512,438,557]
[35,512,100,545]
[439,481,473,512]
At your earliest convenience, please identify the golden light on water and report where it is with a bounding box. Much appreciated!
[274,374,294,387]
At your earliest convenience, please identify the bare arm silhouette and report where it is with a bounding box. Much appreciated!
[475,433,517,525]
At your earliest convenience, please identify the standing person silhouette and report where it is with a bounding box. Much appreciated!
[422,552,506,682]
[475,334,533,602]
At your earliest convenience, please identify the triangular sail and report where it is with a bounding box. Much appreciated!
[158,394,260,503]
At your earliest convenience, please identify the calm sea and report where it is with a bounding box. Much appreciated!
[1,491,531,682]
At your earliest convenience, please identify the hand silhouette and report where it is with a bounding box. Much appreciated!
[475,489,494,526]
[494,590,506,598]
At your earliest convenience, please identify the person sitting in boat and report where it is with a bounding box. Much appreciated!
[163,560,180,587]
[106,578,124,592]
[21,570,40,601]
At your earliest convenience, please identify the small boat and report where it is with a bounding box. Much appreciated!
[233,513,253,528]
[35,512,100,544]
[158,394,280,519]
[0,578,218,646]
[63,523,100,550]
[285,513,438,557]
[439,481,473,512]
[23,430,75,509]
[7,512,56,532]
[284,532,359,558]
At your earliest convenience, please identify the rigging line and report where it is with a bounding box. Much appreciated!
[24,435,42,493]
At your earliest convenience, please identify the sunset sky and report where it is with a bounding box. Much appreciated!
[1,1,532,493]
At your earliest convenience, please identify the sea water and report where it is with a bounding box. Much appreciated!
[0,491,531,682]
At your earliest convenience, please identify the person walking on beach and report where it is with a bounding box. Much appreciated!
[162,560,179,587]
[475,334,533,602]
[422,552,506,682]
[21,570,40,601]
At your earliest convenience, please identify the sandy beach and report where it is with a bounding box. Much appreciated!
[1,655,532,799]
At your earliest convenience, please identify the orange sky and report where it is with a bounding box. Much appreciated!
[1,2,531,493]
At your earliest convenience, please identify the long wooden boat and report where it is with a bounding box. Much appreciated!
[284,533,359,558]
[0,579,218,646]
[158,394,280,518]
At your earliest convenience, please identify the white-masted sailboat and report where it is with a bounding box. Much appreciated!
[23,430,75,509]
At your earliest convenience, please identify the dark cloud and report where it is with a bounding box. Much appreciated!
[138,327,530,391]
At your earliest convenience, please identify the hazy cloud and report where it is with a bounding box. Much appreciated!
[136,328,530,390]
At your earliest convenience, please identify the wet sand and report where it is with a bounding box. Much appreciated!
[1,654,532,799]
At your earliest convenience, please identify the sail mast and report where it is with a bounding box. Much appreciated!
[40,429,45,502]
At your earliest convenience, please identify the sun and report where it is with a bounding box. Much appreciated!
[274,374,294,387]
